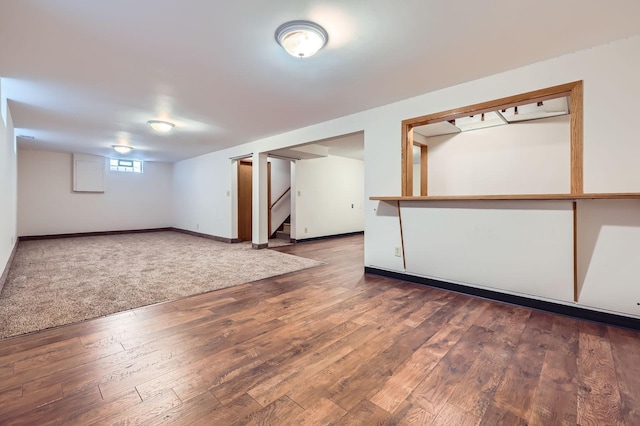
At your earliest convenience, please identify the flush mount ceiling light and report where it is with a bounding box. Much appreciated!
[112,145,133,154]
[147,120,175,133]
[275,20,328,58]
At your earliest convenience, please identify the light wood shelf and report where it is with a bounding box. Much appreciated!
[370,193,640,202]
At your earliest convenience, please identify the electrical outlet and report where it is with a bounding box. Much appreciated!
[196,224,200,230]
[395,247,402,257]
[304,227,308,233]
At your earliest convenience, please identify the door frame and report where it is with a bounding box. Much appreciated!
[236,159,271,242]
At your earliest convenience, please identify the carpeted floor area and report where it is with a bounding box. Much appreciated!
[0,231,322,339]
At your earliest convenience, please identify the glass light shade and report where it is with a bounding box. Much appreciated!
[275,21,328,58]
[112,145,133,154]
[147,120,175,133]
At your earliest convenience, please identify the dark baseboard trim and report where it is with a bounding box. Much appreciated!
[252,243,269,249]
[365,266,640,331]
[171,228,240,243]
[296,231,364,243]
[0,240,18,294]
[20,227,244,244]
[19,228,173,241]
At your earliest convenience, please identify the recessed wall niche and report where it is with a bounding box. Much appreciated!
[402,81,583,197]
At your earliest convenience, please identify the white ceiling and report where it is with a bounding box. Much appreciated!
[270,132,364,161]
[1,1,638,162]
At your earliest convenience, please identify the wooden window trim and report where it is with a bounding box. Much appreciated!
[401,81,583,196]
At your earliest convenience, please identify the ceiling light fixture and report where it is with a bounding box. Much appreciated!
[112,145,133,154]
[275,20,328,58]
[147,120,175,133]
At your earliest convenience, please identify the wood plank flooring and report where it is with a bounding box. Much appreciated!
[1,234,640,424]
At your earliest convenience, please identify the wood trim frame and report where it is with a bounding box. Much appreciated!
[409,142,428,196]
[570,82,584,194]
[402,127,413,195]
[371,192,640,201]
[420,145,428,196]
[401,81,584,196]
[397,201,406,270]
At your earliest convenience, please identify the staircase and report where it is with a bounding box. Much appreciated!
[275,217,291,242]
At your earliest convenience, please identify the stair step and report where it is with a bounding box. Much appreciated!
[276,231,290,241]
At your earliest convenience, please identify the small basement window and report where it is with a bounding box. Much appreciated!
[110,158,143,173]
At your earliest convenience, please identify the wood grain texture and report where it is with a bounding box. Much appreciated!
[400,81,583,200]
[403,127,414,196]
[491,311,554,419]
[370,192,640,201]
[432,402,481,426]
[608,327,640,425]
[237,160,252,241]
[386,400,436,425]
[420,144,428,196]
[397,200,406,270]
[577,322,624,426]
[528,317,579,426]
[235,395,303,425]
[1,234,639,424]
[402,81,579,127]
[570,80,584,194]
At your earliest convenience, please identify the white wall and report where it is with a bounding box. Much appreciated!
[372,36,640,317]
[427,115,570,195]
[173,152,233,237]
[400,200,574,303]
[269,158,290,202]
[173,152,364,241]
[295,155,364,239]
[269,157,291,233]
[576,200,640,317]
[0,95,17,278]
[18,149,173,236]
[172,35,640,318]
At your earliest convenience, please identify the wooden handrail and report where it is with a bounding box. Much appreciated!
[269,187,291,210]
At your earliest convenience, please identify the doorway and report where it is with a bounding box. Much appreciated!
[237,160,271,242]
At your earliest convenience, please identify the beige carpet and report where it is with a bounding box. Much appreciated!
[0,231,322,339]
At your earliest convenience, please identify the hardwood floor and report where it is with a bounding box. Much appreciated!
[1,234,640,424]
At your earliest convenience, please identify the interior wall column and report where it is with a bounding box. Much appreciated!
[252,152,268,249]
[290,160,297,241]
[230,160,239,240]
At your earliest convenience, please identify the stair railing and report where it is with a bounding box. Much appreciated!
[269,187,291,236]
[270,187,291,210]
